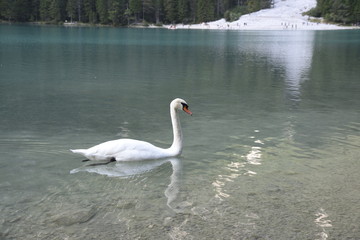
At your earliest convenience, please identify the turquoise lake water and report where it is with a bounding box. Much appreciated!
[0,24,359,239]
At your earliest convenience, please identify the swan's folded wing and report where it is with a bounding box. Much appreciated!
[86,139,165,161]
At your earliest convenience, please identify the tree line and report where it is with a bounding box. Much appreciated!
[0,0,273,26]
[1,0,359,26]
[307,0,360,25]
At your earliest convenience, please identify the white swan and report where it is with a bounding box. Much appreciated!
[70,98,192,162]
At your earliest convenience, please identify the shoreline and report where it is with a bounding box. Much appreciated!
[1,20,358,31]
[165,21,359,31]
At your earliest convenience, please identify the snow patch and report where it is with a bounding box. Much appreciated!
[167,0,356,30]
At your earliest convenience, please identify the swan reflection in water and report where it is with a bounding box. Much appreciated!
[70,158,181,208]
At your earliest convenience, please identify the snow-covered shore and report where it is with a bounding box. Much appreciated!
[166,0,357,30]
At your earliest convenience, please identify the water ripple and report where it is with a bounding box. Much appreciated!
[213,129,265,201]
[314,208,332,240]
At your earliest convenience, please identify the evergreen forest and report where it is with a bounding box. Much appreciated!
[0,0,359,26]
[0,0,273,25]
[306,0,360,25]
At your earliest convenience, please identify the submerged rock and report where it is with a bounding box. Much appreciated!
[51,207,97,226]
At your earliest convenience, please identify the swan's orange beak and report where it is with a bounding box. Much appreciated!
[183,105,192,116]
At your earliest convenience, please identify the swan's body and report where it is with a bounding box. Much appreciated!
[71,98,192,162]
[71,139,179,161]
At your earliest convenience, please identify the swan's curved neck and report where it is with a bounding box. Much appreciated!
[168,107,182,156]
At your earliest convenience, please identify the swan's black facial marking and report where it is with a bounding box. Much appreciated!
[181,102,189,109]
[181,102,192,115]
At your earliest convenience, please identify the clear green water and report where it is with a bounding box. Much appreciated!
[0,24,359,239]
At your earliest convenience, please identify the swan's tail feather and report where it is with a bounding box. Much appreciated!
[71,149,84,153]
[70,149,88,155]
[70,149,90,162]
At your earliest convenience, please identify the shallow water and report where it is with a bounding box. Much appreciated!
[0,25,359,239]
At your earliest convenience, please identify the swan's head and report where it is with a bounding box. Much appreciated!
[171,98,192,115]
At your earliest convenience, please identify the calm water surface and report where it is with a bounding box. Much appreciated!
[0,25,359,239]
